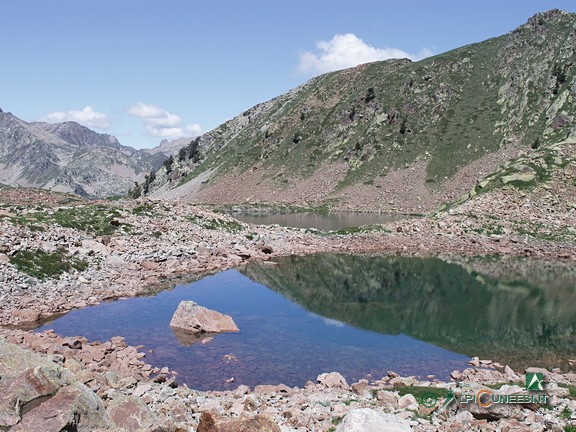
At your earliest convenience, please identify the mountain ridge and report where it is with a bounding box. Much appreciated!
[0,111,165,197]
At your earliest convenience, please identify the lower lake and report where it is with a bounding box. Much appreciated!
[37,254,576,391]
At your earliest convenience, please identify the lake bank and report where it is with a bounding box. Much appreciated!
[0,327,574,431]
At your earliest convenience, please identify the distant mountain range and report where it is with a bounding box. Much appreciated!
[0,109,191,198]
[144,136,192,157]
[148,9,576,213]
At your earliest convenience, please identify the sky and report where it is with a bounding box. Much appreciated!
[2,1,576,149]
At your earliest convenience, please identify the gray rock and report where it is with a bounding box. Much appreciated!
[398,393,418,409]
[0,365,73,428]
[455,382,522,421]
[335,408,412,432]
[0,338,63,378]
[11,382,111,432]
[377,390,400,408]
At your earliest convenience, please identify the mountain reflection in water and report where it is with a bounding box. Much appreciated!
[243,254,576,371]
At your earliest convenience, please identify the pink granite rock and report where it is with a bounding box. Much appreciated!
[169,301,239,334]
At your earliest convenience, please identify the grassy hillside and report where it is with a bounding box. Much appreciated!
[150,10,576,213]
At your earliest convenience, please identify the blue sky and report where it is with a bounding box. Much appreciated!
[2,1,575,149]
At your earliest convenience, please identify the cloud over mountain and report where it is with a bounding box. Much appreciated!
[42,106,110,129]
[296,33,433,76]
[128,103,202,138]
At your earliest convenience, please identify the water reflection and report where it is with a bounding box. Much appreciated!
[36,254,575,390]
[232,212,406,231]
[243,254,576,370]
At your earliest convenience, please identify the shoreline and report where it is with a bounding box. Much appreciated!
[1,325,575,431]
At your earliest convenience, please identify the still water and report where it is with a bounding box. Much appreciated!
[231,212,406,231]
[37,254,576,390]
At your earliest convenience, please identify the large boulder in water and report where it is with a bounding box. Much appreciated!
[169,301,239,334]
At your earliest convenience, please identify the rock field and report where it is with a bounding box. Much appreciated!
[1,185,576,431]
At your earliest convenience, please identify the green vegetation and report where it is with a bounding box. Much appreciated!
[163,155,174,174]
[561,406,573,419]
[10,248,88,280]
[331,416,344,426]
[142,170,156,195]
[396,386,450,402]
[559,383,576,400]
[0,204,130,236]
[132,203,157,217]
[185,214,244,232]
[52,205,125,235]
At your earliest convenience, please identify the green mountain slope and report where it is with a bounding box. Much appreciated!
[152,10,576,213]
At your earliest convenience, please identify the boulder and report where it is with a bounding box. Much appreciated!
[335,408,411,432]
[11,308,41,324]
[316,372,349,390]
[0,338,71,379]
[198,412,280,432]
[169,301,239,334]
[0,366,73,428]
[398,393,418,409]
[351,379,369,395]
[107,395,160,431]
[454,382,522,421]
[11,382,111,432]
[376,390,400,408]
[218,415,281,432]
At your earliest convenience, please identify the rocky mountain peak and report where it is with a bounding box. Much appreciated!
[0,111,165,197]
[524,8,572,29]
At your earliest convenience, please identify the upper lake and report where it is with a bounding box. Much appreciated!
[231,212,406,231]
[37,254,576,391]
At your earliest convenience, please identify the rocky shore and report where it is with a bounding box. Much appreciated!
[0,329,575,431]
[1,185,576,430]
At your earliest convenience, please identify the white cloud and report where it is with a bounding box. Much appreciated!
[296,33,433,77]
[42,106,110,129]
[128,103,202,138]
[128,103,165,118]
[185,123,203,136]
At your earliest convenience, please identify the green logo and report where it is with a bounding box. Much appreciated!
[526,372,545,391]
[419,392,439,408]
[442,390,455,408]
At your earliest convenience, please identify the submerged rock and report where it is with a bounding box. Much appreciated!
[169,301,239,334]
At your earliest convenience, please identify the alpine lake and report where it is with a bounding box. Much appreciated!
[36,214,576,391]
